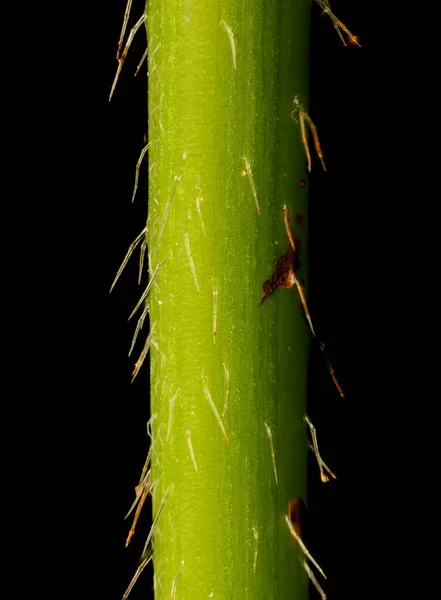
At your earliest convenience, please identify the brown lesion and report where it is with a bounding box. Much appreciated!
[259,209,300,306]
[285,496,326,580]
[288,496,305,538]
[260,208,345,398]
[259,247,296,306]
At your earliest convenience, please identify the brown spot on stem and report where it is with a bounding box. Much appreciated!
[288,497,305,538]
[259,247,296,306]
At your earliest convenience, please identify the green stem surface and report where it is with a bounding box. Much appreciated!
[146,1,311,598]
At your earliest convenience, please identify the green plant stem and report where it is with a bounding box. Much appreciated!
[146,1,311,598]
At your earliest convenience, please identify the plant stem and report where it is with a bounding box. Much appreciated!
[145,1,311,598]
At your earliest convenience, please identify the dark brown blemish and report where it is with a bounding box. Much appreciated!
[295,213,304,226]
[259,247,296,306]
[299,178,306,187]
[259,238,302,306]
[288,497,305,538]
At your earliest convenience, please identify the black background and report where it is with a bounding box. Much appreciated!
[68,2,377,599]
